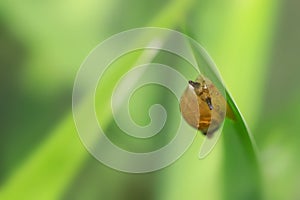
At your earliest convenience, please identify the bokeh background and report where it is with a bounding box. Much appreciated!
[0,0,299,199]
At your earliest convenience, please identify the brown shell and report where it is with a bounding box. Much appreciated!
[179,75,227,136]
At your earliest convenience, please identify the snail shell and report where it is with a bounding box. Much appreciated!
[179,75,227,136]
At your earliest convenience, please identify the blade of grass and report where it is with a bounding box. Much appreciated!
[222,91,262,200]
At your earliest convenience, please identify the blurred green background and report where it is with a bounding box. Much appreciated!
[0,0,299,199]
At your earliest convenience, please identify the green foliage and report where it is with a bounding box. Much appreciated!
[1,0,294,200]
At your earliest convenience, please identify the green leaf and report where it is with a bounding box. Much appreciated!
[222,91,262,200]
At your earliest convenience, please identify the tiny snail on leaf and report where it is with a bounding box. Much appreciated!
[180,75,233,137]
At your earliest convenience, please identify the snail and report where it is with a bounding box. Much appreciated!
[180,75,231,136]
